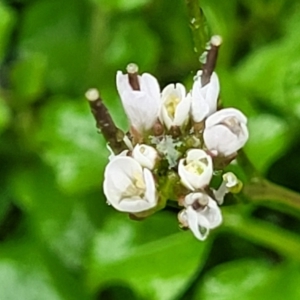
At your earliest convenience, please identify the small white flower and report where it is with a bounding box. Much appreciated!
[132,144,158,170]
[178,149,213,191]
[203,108,249,156]
[160,83,191,129]
[103,156,157,213]
[178,192,222,240]
[116,69,160,133]
[191,71,220,122]
[214,172,242,204]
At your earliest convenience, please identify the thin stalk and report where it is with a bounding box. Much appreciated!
[223,208,300,262]
[185,0,208,57]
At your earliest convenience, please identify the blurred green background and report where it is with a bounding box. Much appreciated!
[1,0,300,299]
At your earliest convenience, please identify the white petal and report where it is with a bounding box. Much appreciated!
[160,83,188,129]
[183,192,209,207]
[143,168,157,207]
[116,71,161,133]
[178,149,213,190]
[121,90,159,131]
[191,71,220,121]
[204,124,247,156]
[140,73,160,105]
[117,198,154,213]
[104,157,142,202]
[205,108,247,128]
[160,104,173,130]
[174,93,191,127]
[116,71,130,96]
[103,156,157,213]
[186,206,210,241]
[191,92,209,123]
[204,72,220,115]
[178,159,197,191]
[202,198,223,228]
[204,108,249,156]
[132,144,158,170]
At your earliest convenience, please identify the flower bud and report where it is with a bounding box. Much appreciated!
[132,144,158,170]
[178,149,213,191]
[103,156,158,213]
[160,83,191,130]
[203,108,249,156]
[191,71,220,122]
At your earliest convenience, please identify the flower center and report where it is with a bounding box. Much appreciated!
[165,95,180,119]
[122,172,146,199]
[185,160,205,175]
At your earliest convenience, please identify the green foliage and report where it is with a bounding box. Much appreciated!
[87,213,211,300]
[195,259,300,300]
[1,0,300,299]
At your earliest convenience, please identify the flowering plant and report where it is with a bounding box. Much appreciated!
[86,36,248,241]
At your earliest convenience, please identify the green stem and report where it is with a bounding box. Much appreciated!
[243,178,300,213]
[223,208,300,262]
[185,0,208,57]
[237,151,300,213]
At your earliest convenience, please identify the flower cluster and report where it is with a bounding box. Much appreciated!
[86,38,249,241]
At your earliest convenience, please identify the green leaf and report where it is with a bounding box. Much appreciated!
[18,0,90,94]
[34,96,108,194]
[10,52,47,105]
[104,19,159,70]
[194,259,300,300]
[0,96,11,133]
[244,114,291,173]
[8,161,96,268]
[86,212,211,300]
[194,259,271,300]
[91,0,151,11]
[235,7,300,115]
[0,3,16,64]
[0,240,89,300]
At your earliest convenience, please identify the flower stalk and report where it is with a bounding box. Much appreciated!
[85,88,127,153]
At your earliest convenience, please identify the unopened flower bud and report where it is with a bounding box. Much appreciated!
[203,108,249,156]
[191,71,220,122]
[132,144,158,170]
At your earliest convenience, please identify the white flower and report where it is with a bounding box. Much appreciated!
[103,156,157,213]
[132,144,158,170]
[116,68,160,133]
[214,172,242,204]
[203,108,249,156]
[178,192,222,240]
[191,71,220,122]
[178,149,213,191]
[160,83,191,129]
